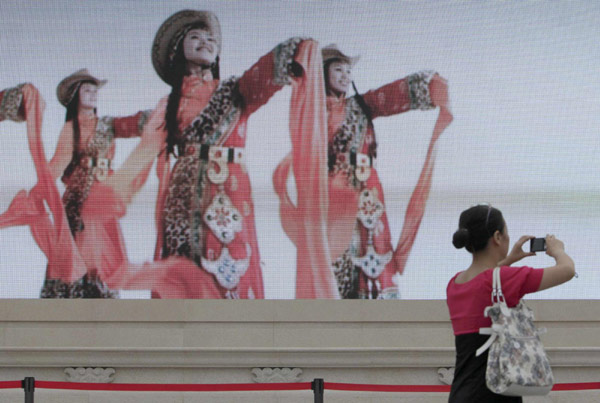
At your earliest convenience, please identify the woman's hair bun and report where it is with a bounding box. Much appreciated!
[452,228,470,249]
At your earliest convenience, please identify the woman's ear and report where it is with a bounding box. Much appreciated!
[492,230,502,246]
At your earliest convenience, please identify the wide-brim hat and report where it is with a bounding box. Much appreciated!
[322,44,360,67]
[152,9,222,85]
[56,69,107,107]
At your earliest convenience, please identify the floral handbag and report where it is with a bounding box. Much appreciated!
[475,267,554,396]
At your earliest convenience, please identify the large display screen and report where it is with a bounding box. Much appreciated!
[0,1,597,299]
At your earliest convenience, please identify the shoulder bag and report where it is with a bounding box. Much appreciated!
[476,267,554,396]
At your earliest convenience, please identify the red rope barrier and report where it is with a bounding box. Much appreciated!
[325,382,451,393]
[324,382,600,393]
[35,380,312,392]
[0,380,597,393]
[552,382,600,391]
[0,381,21,389]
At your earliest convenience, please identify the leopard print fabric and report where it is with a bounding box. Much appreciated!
[62,116,115,234]
[272,37,303,86]
[163,78,242,265]
[162,154,206,262]
[40,273,117,298]
[331,225,364,299]
[178,77,240,146]
[0,83,25,122]
[332,250,360,299]
[329,97,370,188]
[407,70,436,110]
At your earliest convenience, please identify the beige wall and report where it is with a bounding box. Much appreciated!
[0,300,598,402]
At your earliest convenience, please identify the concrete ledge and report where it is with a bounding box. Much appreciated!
[1,299,597,322]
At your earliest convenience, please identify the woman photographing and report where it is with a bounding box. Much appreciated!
[447,205,575,401]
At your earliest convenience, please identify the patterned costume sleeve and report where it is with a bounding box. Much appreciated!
[0,84,26,122]
[112,110,152,138]
[238,37,308,115]
[362,70,437,119]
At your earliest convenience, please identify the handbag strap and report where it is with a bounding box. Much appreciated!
[491,266,505,305]
[476,267,506,357]
[476,329,496,356]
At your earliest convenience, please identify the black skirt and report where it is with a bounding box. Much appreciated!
[448,333,522,403]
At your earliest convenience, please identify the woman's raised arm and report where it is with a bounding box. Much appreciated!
[238,38,316,116]
[537,235,575,291]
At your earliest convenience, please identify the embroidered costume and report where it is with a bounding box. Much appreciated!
[40,110,148,297]
[328,72,436,298]
[61,114,148,234]
[156,38,311,299]
[124,9,332,299]
[274,45,453,298]
[0,78,175,298]
[0,83,104,297]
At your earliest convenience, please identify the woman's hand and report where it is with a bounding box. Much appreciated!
[537,234,575,291]
[429,74,450,111]
[140,96,168,150]
[498,235,536,266]
[545,234,565,258]
[21,83,45,116]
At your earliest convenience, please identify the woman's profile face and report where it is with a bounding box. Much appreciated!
[327,61,352,95]
[78,83,98,110]
[183,28,218,67]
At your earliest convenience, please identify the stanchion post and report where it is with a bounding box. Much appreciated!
[312,378,324,403]
[22,377,35,403]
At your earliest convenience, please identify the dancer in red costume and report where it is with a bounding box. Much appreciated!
[0,80,187,298]
[94,10,333,298]
[0,82,108,297]
[274,45,453,298]
[39,70,152,297]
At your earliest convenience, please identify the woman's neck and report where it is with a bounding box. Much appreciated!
[78,108,95,118]
[186,63,212,80]
[469,251,501,273]
[326,88,345,99]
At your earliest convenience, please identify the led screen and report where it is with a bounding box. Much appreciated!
[0,1,597,299]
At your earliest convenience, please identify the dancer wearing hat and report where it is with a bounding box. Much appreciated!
[104,9,335,298]
[0,77,193,298]
[51,69,151,234]
[0,82,94,296]
[0,70,156,298]
[0,81,100,297]
[274,44,453,299]
[34,69,154,297]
